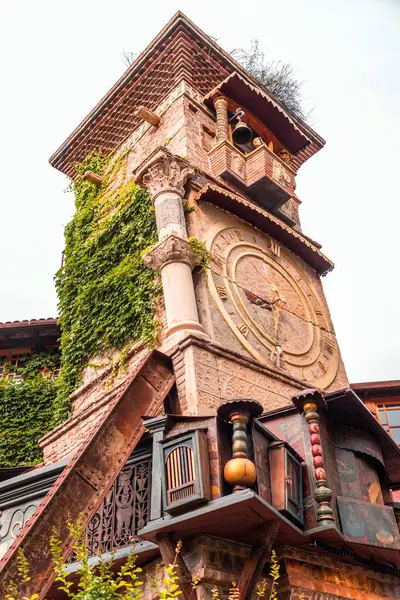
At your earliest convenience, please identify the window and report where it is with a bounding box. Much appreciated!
[0,353,31,381]
[269,441,304,526]
[0,352,61,381]
[376,404,400,444]
[165,445,196,505]
[286,450,303,521]
[161,430,211,514]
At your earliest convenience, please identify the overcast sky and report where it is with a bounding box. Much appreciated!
[0,0,399,383]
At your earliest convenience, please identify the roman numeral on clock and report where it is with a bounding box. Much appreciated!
[216,286,227,299]
[318,360,327,374]
[269,240,281,257]
[212,252,226,266]
[238,323,249,337]
[323,336,335,354]
[235,229,244,241]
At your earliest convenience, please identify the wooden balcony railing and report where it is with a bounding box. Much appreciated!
[84,453,152,557]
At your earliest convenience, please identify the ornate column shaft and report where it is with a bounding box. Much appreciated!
[214,96,229,143]
[292,389,335,527]
[136,149,206,341]
[136,148,193,240]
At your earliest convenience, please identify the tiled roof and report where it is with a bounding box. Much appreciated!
[351,380,400,392]
[0,318,58,329]
[49,11,324,178]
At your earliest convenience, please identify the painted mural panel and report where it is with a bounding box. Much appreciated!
[336,448,383,504]
[337,496,400,549]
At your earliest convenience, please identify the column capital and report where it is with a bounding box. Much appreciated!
[135,148,194,202]
[142,234,199,272]
[213,94,228,109]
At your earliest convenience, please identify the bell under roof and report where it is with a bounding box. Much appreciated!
[49,11,324,179]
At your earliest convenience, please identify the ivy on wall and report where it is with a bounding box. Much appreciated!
[0,150,160,465]
[0,352,60,466]
[54,149,160,422]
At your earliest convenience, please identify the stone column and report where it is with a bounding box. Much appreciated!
[214,96,229,143]
[136,148,193,240]
[292,389,335,527]
[136,148,206,343]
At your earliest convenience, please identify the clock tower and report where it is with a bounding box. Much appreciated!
[3,12,400,600]
[131,46,348,417]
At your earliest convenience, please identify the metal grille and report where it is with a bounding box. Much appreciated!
[85,455,151,556]
[166,445,196,504]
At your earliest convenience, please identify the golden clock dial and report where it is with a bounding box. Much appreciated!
[205,223,339,389]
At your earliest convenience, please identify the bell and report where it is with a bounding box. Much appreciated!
[232,120,253,145]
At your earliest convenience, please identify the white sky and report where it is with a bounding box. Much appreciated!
[0,0,399,383]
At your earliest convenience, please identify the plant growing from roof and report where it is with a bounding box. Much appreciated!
[231,40,309,121]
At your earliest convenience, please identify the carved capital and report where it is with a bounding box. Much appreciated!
[135,148,194,201]
[142,235,198,271]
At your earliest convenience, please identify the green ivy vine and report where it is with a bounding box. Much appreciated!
[0,351,60,466]
[188,237,211,272]
[54,149,160,422]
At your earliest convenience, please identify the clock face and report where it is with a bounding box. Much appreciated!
[205,222,339,388]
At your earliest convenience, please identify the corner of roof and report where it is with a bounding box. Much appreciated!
[49,10,324,176]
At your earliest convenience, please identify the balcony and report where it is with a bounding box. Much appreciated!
[208,140,296,224]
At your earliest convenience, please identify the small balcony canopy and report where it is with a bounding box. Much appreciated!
[204,72,311,154]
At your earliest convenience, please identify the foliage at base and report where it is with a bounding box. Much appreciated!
[54,150,160,422]
[6,523,288,600]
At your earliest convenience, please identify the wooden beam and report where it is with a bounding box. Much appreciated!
[238,521,280,600]
[136,105,161,127]
[82,170,104,186]
[156,533,193,600]
[0,350,174,600]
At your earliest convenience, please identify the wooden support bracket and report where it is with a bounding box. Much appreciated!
[82,170,104,186]
[156,533,193,600]
[238,521,280,600]
[136,105,161,127]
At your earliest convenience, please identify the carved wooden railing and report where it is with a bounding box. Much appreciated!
[68,451,152,559]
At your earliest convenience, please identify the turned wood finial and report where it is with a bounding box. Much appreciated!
[218,399,262,493]
[292,389,335,526]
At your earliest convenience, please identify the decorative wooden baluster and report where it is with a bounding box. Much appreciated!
[293,389,335,526]
[218,400,262,493]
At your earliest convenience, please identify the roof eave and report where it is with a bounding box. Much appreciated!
[49,11,324,173]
